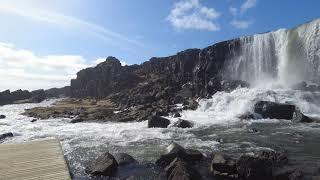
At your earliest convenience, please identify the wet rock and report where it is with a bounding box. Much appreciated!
[273,168,303,180]
[86,152,118,176]
[173,95,185,104]
[165,157,202,180]
[258,150,288,167]
[166,142,186,154]
[148,115,170,128]
[0,132,13,141]
[70,117,85,123]
[292,111,313,123]
[221,79,250,92]
[173,112,181,118]
[236,155,273,180]
[254,101,296,120]
[0,114,6,119]
[210,154,238,178]
[183,100,198,110]
[291,81,308,91]
[172,119,193,128]
[156,142,203,167]
[30,119,37,123]
[114,153,137,166]
[238,112,256,119]
[184,149,203,162]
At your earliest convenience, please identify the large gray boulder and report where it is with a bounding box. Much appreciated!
[86,152,118,176]
[210,154,238,178]
[292,111,313,123]
[114,153,136,166]
[156,142,203,167]
[254,101,296,120]
[236,155,273,180]
[253,101,313,123]
[165,157,202,180]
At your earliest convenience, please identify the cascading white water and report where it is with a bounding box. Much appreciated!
[227,19,320,87]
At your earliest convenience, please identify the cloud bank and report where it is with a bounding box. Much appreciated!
[0,42,127,91]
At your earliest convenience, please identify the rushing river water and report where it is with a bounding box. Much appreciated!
[1,87,320,179]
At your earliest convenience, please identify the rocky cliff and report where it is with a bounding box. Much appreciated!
[0,89,46,106]
[0,86,70,106]
[70,39,244,109]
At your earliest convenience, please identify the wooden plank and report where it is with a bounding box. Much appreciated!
[0,139,71,180]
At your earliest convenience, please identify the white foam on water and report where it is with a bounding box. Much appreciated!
[0,99,221,161]
[180,88,320,126]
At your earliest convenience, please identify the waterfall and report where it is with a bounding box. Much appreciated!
[226,19,320,87]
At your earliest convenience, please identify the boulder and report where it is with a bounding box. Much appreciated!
[292,111,313,123]
[182,100,198,110]
[184,149,203,162]
[236,155,273,180]
[156,142,203,167]
[254,101,313,123]
[173,112,181,118]
[172,119,193,128]
[114,153,137,166]
[166,142,186,154]
[86,152,118,176]
[0,132,13,141]
[254,101,296,120]
[0,114,6,119]
[148,115,170,128]
[70,117,85,123]
[30,119,37,123]
[165,157,202,180]
[258,150,288,167]
[210,154,238,178]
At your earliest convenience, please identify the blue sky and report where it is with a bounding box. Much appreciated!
[0,0,319,90]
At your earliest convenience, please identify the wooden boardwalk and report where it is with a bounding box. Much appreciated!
[0,139,71,180]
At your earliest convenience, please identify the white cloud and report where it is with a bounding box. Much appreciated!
[0,1,145,48]
[230,19,253,29]
[241,0,257,13]
[229,0,257,29]
[0,42,128,91]
[167,0,220,31]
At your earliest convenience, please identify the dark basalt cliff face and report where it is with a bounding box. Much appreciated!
[70,38,242,106]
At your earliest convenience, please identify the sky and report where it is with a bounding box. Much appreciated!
[0,0,319,91]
